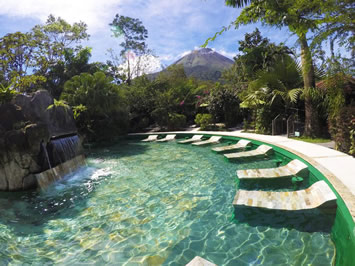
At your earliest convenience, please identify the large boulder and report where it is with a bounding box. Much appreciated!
[14,90,77,137]
[0,90,79,191]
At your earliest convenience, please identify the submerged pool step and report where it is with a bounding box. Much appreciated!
[237,159,308,179]
[212,139,251,153]
[225,144,273,160]
[233,180,337,211]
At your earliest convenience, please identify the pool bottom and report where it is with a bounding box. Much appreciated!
[0,140,336,265]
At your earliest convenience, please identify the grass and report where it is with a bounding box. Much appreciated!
[290,136,332,143]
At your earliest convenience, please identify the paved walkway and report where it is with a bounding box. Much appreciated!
[131,130,355,221]
[317,140,336,149]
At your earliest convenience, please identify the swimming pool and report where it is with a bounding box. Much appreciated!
[0,137,340,265]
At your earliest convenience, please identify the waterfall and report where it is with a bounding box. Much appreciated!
[49,135,80,167]
[41,141,52,169]
[36,134,85,189]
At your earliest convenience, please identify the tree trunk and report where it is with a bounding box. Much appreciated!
[299,33,320,137]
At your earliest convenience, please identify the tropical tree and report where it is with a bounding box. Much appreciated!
[210,0,340,136]
[223,28,293,85]
[44,47,102,98]
[238,54,303,133]
[108,14,150,84]
[0,31,46,91]
[0,15,89,94]
[311,0,355,59]
[32,14,89,75]
[207,83,242,127]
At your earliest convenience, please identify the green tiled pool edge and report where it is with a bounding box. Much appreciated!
[127,132,355,266]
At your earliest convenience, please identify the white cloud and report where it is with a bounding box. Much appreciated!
[178,50,192,58]
[118,53,162,78]
[214,49,236,59]
[0,0,248,65]
[0,0,130,33]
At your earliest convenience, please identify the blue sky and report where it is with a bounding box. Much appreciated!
[0,0,300,67]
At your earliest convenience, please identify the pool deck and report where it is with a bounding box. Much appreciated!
[129,130,355,221]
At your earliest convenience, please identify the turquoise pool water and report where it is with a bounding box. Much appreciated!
[0,140,336,265]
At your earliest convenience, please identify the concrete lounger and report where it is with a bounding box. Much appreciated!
[186,256,216,266]
[233,180,337,211]
[192,136,222,146]
[212,139,251,153]
[156,134,176,142]
[141,135,158,142]
[178,135,203,144]
[225,144,273,159]
[237,159,308,179]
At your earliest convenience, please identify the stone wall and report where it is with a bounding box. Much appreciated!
[0,90,78,191]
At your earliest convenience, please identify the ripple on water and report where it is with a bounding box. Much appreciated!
[0,140,336,265]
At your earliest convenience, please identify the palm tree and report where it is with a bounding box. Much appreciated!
[239,55,303,133]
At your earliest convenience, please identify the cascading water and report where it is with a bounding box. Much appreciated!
[35,134,85,189]
[41,141,52,169]
[49,135,80,167]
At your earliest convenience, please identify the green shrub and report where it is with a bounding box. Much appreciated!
[350,118,355,156]
[72,104,87,120]
[168,113,186,130]
[255,107,272,134]
[151,108,169,127]
[195,113,213,130]
[329,106,355,155]
[0,83,18,104]
[61,72,129,142]
[243,119,250,131]
[47,99,70,110]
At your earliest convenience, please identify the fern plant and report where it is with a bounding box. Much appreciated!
[0,83,18,104]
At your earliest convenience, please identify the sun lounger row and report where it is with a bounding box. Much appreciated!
[143,135,274,161]
[141,134,176,142]
[142,134,222,145]
[178,135,222,145]
[157,134,176,142]
[141,134,335,212]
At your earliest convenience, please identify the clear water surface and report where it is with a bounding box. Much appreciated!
[0,140,336,265]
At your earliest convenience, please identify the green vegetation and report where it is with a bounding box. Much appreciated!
[195,113,214,130]
[203,0,354,154]
[47,99,70,110]
[0,9,353,154]
[0,83,18,104]
[61,71,129,141]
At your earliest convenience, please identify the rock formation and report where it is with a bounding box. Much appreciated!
[0,90,79,191]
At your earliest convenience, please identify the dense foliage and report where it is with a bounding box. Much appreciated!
[0,11,353,154]
[61,71,129,142]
